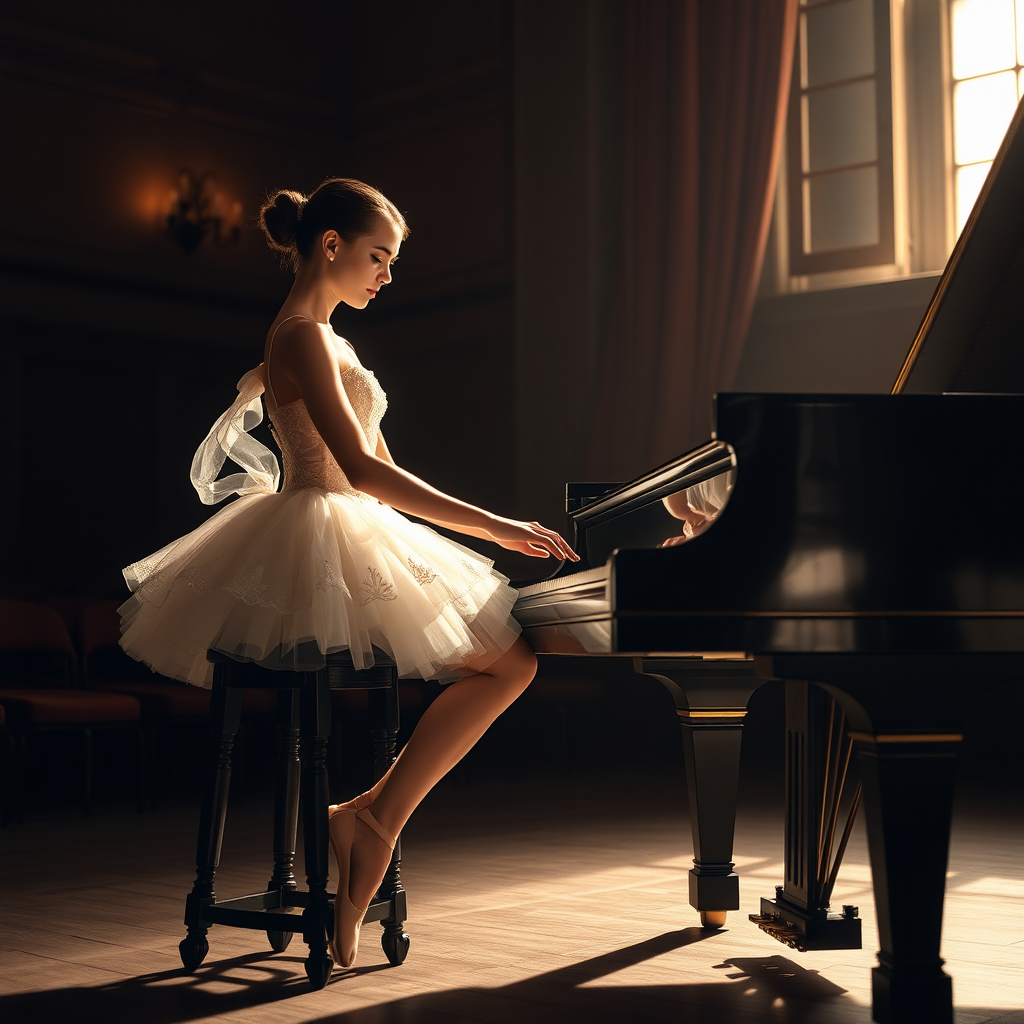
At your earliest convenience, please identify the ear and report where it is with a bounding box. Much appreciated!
[321,230,339,262]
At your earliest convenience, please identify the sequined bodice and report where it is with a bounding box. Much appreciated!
[269,366,387,495]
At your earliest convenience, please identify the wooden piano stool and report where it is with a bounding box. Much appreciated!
[178,650,410,988]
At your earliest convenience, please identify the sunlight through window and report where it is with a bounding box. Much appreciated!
[953,71,1019,165]
[950,0,1024,232]
[951,0,1016,78]
[954,161,993,232]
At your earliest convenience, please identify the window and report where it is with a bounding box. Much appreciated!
[767,0,1024,292]
[786,0,895,275]
[949,0,1024,233]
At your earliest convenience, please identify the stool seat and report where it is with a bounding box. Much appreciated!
[178,649,410,987]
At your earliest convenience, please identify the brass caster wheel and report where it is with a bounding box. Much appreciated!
[700,910,728,929]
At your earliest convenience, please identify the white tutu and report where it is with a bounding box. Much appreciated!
[119,361,521,687]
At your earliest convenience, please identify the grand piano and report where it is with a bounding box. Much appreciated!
[513,100,1024,1024]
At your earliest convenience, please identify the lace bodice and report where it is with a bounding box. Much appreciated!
[269,365,387,495]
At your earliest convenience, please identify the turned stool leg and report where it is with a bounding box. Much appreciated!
[267,688,300,953]
[299,672,334,987]
[180,674,242,972]
[369,678,410,965]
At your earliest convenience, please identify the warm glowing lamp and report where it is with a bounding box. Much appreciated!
[165,169,242,254]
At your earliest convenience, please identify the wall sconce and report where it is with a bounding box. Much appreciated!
[165,168,242,254]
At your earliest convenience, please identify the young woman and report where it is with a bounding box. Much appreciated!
[119,177,577,969]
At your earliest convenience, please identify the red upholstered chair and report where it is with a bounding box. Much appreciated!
[0,599,145,817]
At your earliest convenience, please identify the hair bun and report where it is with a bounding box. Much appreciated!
[258,177,409,273]
[258,189,306,252]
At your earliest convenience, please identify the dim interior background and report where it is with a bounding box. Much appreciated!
[0,0,1021,799]
[0,9,1022,1024]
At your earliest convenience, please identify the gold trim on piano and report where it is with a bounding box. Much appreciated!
[676,709,748,719]
[848,732,964,744]
[646,651,753,660]
[616,610,1024,618]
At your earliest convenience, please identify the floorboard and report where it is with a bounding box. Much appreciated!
[1,760,1021,1024]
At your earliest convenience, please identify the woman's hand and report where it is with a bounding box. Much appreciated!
[484,517,579,561]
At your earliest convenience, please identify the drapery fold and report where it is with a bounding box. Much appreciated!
[587,0,798,479]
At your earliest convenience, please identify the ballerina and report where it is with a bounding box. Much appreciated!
[119,177,578,969]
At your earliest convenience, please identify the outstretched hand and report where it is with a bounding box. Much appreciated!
[485,517,579,561]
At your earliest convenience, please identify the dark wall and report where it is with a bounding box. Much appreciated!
[0,1,523,596]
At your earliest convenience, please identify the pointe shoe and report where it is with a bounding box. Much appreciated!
[328,806,398,968]
[329,791,373,815]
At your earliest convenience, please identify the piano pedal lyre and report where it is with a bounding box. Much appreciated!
[749,897,861,952]
[753,687,864,951]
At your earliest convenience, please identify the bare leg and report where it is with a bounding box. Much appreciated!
[330,760,396,813]
[345,638,537,912]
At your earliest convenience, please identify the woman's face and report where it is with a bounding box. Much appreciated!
[329,220,403,309]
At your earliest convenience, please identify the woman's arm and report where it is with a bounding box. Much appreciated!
[275,323,576,560]
[376,433,503,541]
[375,432,395,465]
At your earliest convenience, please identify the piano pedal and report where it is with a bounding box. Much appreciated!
[749,898,861,952]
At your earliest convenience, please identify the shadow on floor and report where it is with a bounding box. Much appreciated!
[1,926,1017,1024]
[0,930,860,1024]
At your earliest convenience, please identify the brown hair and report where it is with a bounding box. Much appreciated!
[258,178,409,271]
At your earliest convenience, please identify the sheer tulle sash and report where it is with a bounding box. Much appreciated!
[190,367,280,505]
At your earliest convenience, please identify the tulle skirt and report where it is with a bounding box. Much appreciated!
[119,488,521,687]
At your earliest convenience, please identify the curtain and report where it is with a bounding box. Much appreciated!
[587,0,798,480]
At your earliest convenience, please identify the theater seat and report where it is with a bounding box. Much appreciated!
[0,599,145,817]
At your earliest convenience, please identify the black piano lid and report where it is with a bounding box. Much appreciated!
[894,96,1024,395]
[609,391,1024,619]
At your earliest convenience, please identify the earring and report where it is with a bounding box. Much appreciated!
[328,254,335,262]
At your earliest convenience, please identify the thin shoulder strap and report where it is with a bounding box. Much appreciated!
[265,314,310,409]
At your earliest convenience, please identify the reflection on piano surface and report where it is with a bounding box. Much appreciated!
[513,99,1024,1024]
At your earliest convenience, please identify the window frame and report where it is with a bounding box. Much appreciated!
[785,0,898,276]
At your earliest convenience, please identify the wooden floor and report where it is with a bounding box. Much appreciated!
[1,761,1021,1024]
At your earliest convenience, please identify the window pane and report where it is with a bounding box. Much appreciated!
[951,0,1016,79]
[953,71,1019,163]
[1018,0,1024,63]
[955,161,992,234]
[805,0,874,87]
[805,80,878,171]
[804,167,880,253]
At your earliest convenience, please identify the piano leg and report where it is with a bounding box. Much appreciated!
[634,658,762,928]
[853,732,959,1024]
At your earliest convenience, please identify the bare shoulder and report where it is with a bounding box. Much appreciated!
[332,334,362,369]
[267,318,351,372]
[267,316,328,353]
